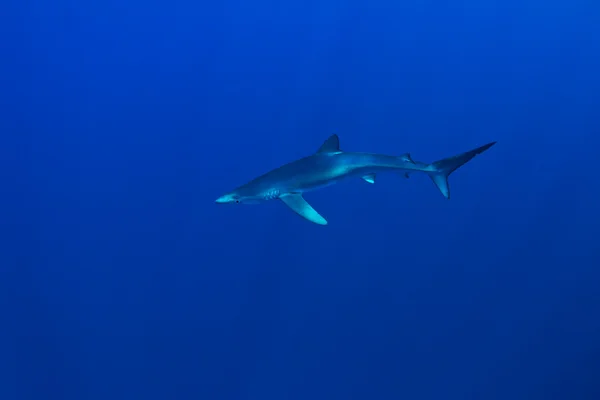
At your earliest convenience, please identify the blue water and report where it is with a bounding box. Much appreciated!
[3,0,600,399]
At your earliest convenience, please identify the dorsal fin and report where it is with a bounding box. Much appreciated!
[399,153,414,163]
[316,134,340,153]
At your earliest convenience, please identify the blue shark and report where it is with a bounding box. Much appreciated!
[216,135,496,225]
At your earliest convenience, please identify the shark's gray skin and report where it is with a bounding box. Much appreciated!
[216,135,496,225]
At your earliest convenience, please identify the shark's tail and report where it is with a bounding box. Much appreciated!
[427,142,496,199]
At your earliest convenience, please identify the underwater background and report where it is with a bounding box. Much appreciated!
[4,0,600,398]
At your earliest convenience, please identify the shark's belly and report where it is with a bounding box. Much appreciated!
[249,154,365,199]
[278,164,352,193]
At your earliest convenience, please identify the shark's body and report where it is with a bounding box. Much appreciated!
[216,135,496,225]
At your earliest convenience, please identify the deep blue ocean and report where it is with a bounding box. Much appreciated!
[3,0,600,399]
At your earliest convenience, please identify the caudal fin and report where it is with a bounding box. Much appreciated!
[428,142,496,199]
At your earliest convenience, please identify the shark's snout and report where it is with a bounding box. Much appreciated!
[215,193,238,204]
[215,194,229,204]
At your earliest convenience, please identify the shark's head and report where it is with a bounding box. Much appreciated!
[215,189,263,205]
[215,191,242,204]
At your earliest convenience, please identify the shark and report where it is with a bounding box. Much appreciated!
[215,134,496,225]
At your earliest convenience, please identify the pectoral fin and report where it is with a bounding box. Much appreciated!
[280,194,328,225]
[362,174,376,184]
